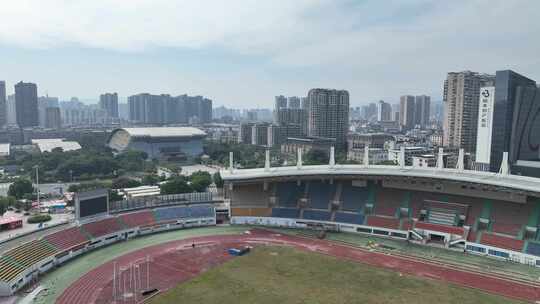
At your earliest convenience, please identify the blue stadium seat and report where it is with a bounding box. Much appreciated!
[271,208,300,218]
[341,182,369,211]
[154,205,214,222]
[308,181,334,209]
[334,212,364,225]
[189,205,214,218]
[276,182,304,207]
[526,242,540,256]
[303,209,331,221]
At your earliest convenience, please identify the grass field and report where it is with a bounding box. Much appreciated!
[32,226,248,304]
[149,246,525,304]
[271,227,540,281]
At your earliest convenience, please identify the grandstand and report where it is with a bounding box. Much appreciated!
[0,204,216,296]
[224,148,540,269]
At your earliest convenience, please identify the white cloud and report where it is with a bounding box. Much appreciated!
[0,0,539,105]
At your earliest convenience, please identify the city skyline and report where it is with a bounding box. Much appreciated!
[0,1,539,107]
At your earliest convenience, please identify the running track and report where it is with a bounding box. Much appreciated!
[57,229,540,303]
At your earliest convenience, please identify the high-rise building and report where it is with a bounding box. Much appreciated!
[274,96,308,137]
[360,103,377,121]
[414,95,431,128]
[490,70,536,172]
[443,71,494,153]
[6,95,16,126]
[0,81,6,127]
[288,96,301,109]
[275,95,287,111]
[510,85,540,177]
[376,100,392,122]
[38,96,59,127]
[399,95,415,130]
[128,93,212,124]
[45,107,62,129]
[307,88,349,149]
[99,93,119,118]
[118,103,129,120]
[60,98,107,126]
[14,81,39,128]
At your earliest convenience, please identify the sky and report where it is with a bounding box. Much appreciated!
[0,0,539,108]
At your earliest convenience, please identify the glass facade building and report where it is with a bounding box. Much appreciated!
[489,70,536,172]
[510,86,540,177]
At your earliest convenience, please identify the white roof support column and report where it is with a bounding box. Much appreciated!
[456,148,464,171]
[399,146,405,169]
[437,148,444,170]
[229,152,234,174]
[264,149,270,172]
[364,145,370,168]
[329,146,335,168]
[498,151,510,176]
[297,147,303,169]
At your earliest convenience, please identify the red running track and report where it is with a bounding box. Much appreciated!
[57,229,540,304]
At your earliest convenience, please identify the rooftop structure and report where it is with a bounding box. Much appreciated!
[107,127,206,160]
[222,148,540,197]
[0,143,10,157]
[31,139,81,153]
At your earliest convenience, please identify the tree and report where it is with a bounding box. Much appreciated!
[213,172,224,188]
[141,174,159,186]
[0,196,15,216]
[109,190,124,202]
[68,181,111,193]
[304,149,329,165]
[8,178,35,199]
[160,177,192,195]
[112,177,142,189]
[190,171,212,192]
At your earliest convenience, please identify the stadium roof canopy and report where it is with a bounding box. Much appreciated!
[31,139,82,153]
[221,164,540,196]
[107,127,207,152]
[116,127,206,139]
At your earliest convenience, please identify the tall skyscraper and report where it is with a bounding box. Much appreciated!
[307,88,349,149]
[128,93,211,124]
[274,96,308,137]
[6,95,16,126]
[414,95,431,128]
[376,100,392,122]
[99,93,119,118]
[275,95,287,110]
[510,85,540,177]
[489,70,536,172]
[274,95,288,123]
[0,81,6,127]
[443,71,494,153]
[38,96,59,127]
[399,95,415,130]
[288,96,301,109]
[14,81,39,128]
[45,107,62,129]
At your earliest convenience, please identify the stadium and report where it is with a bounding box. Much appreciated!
[107,127,206,160]
[1,148,540,303]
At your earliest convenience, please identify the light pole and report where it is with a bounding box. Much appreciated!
[34,165,40,207]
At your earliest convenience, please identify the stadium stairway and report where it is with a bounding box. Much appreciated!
[473,200,492,232]
[78,225,94,240]
[401,191,411,217]
[427,208,456,226]
[367,182,377,210]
